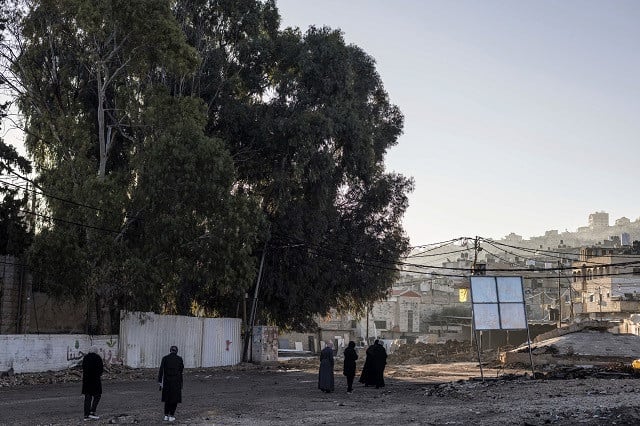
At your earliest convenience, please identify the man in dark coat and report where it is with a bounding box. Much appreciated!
[158,345,184,422]
[318,341,335,393]
[81,346,104,421]
[343,341,358,393]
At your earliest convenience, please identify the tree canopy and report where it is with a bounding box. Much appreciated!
[0,0,33,256]
[0,0,413,332]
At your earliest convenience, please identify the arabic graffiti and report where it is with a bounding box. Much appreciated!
[65,339,123,365]
[66,347,85,361]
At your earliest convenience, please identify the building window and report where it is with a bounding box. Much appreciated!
[374,320,387,330]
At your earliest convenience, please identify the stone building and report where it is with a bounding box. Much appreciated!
[570,246,640,321]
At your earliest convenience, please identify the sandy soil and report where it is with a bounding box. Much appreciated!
[2,357,640,426]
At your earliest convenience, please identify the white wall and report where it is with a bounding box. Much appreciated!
[0,334,120,374]
[119,311,242,368]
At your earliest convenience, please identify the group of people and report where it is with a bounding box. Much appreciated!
[318,339,387,393]
[81,345,184,422]
[83,339,385,420]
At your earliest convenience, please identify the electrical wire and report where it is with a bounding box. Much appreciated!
[18,208,121,234]
[0,177,134,220]
[484,237,640,260]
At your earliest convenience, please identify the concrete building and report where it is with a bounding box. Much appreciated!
[589,211,610,229]
[570,246,640,321]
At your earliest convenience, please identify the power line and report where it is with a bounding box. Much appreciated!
[405,247,471,259]
[408,237,467,251]
[483,237,640,260]
[18,208,121,234]
[272,232,640,276]
[0,177,133,220]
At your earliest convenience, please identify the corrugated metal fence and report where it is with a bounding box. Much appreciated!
[119,311,241,368]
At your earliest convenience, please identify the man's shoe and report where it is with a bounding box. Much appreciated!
[164,415,169,421]
[88,414,100,419]
[84,417,91,421]
[168,416,176,422]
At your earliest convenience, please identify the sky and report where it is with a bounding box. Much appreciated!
[276,0,640,246]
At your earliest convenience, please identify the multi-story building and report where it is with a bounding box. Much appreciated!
[570,246,640,321]
[589,211,610,229]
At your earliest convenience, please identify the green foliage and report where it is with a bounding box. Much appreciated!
[5,0,413,332]
[0,15,33,255]
[0,140,33,255]
[128,90,264,315]
[11,0,261,331]
[172,4,414,330]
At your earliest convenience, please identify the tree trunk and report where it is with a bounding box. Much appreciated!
[95,293,111,334]
[97,68,107,179]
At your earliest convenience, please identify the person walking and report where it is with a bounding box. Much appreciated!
[81,346,104,421]
[343,341,358,393]
[318,341,335,393]
[158,345,184,422]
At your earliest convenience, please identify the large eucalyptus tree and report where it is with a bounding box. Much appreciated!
[170,1,414,329]
[1,0,413,332]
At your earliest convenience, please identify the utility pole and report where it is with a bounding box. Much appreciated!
[557,260,562,328]
[472,236,479,275]
[242,242,267,363]
[365,306,369,343]
[471,236,485,275]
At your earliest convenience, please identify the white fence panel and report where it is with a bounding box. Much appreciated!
[119,311,240,369]
[201,318,241,367]
[119,311,152,368]
[154,313,202,369]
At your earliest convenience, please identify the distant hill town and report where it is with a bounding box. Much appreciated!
[499,211,640,250]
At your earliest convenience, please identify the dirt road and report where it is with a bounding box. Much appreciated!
[3,360,640,425]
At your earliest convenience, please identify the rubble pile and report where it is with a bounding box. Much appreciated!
[388,341,501,365]
[539,364,640,380]
[426,379,495,398]
[0,362,270,388]
[0,364,155,388]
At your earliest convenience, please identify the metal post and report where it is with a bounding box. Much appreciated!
[366,306,369,343]
[557,260,562,328]
[242,242,267,363]
[474,329,484,381]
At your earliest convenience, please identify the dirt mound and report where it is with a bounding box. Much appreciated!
[0,362,267,388]
[388,341,503,364]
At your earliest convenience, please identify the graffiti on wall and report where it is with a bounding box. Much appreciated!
[66,338,123,365]
[252,326,278,361]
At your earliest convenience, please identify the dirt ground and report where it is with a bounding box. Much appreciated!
[3,347,640,425]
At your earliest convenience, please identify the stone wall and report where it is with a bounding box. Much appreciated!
[0,255,30,334]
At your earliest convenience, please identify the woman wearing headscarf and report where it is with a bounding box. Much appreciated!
[372,340,388,388]
[81,346,104,421]
[359,340,377,387]
[343,341,358,393]
[318,341,335,393]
